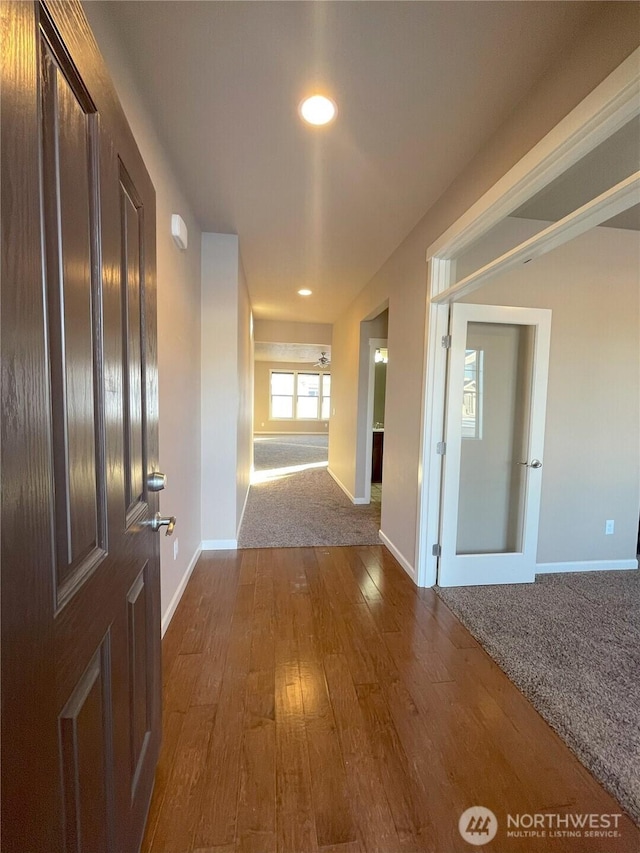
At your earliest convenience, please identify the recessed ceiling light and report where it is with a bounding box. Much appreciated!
[298,288,312,296]
[298,95,337,127]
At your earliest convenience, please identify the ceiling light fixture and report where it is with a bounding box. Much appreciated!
[298,94,337,127]
[298,288,312,296]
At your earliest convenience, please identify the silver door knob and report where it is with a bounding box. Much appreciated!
[147,471,167,492]
[517,459,543,469]
[149,512,176,536]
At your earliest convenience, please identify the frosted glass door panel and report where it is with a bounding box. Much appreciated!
[438,303,550,587]
[456,322,534,555]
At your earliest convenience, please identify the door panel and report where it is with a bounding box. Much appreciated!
[127,563,154,800]
[40,21,107,605]
[456,322,533,555]
[438,304,551,587]
[1,3,161,851]
[59,638,115,853]
[119,167,147,520]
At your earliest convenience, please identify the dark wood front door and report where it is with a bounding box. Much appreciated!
[1,2,161,850]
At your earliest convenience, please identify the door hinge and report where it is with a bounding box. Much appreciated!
[432,544,442,557]
[441,334,451,349]
[436,441,446,455]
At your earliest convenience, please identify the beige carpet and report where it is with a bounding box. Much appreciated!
[437,570,640,825]
[238,435,381,548]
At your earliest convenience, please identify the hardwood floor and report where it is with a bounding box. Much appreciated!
[142,546,639,853]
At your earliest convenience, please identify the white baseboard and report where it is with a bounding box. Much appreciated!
[379,529,416,580]
[327,467,369,505]
[161,545,202,637]
[201,539,238,550]
[536,558,638,575]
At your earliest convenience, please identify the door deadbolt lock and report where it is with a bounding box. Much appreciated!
[147,471,167,492]
[149,512,176,536]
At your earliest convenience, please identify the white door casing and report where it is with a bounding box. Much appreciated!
[437,304,551,587]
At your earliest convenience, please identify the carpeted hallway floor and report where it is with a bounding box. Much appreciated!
[252,434,329,471]
[238,434,381,548]
[437,569,640,825]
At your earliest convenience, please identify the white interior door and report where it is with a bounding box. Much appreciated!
[438,304,551,586]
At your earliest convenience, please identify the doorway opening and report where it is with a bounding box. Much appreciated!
[242,333,382,547]
[355,306,389,508]
[371,345,388,509]
[416,49,640,588]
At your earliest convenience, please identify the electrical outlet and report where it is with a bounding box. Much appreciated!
[605,520,614,535]
[173,538,179,559]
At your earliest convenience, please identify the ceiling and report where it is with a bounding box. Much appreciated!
[94,1,602,323]
[513,114,640,229]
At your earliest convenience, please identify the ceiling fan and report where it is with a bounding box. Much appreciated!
[314,351,331,367]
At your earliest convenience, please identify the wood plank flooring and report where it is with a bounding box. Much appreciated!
[142,546,640,853]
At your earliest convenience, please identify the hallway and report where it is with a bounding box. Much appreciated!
[238,435,381,548]
[142,546,638,853]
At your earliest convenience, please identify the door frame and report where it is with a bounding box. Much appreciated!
[415,46,640,587]
[363,337,388,502]
[438,304,551,587]
[353,302,388,504]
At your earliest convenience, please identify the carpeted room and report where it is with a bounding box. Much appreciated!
[238,434,381,548]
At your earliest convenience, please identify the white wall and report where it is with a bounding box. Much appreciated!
[201,234,253,546]
[254,319,332,347]
[83,3,203,625]
[201,234,239,543]
[329,4,640,576]
[462,224,640,566]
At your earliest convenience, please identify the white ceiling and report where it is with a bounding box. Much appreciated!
[96,1,601,323]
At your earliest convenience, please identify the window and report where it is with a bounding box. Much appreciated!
[270,371,295,418]
[270,370,331,420]
[296,372,320,418]
[321,374,331,419]
[462,349,483,439]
